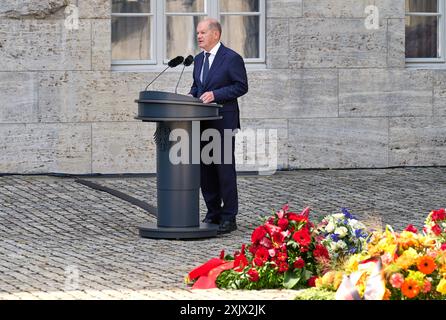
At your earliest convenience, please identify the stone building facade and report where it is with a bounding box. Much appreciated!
[0,0,445,174]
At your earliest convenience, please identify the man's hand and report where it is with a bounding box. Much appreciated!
[199,91,215,104]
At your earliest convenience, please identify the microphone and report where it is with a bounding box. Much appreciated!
[175,55,194,94]
[144,56,184,91]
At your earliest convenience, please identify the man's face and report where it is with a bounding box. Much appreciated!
[196,22,219,52]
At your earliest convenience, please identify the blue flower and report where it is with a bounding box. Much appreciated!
[349,247,357,254]
[355,229,363,238]
[342,208,354,219]
[331,234,340,242]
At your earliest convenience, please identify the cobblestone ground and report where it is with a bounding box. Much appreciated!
[0,168,445,300]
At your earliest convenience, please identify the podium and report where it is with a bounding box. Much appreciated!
[135,91,222,239]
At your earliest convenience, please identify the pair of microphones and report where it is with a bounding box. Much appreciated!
[144,55,194,94]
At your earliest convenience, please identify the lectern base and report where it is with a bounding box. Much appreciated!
[139,223,219,240]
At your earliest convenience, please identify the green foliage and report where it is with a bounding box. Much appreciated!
[294,288,336,300]
[216,265,283,290]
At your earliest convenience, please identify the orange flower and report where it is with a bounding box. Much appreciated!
[417,256,437,275]
[401,279,420,299]
[383,288,392,300]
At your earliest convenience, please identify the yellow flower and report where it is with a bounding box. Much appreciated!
[321,271,336,287]
[399,231,419,249]
[436,278,446,295]
[356,272,369,298]
[406,270,425,289]
[333,271,344,290]
[315,277,323,288]
[317,271,345,291]
[344,254,369,273]
[420,235,436,249]
[395,248,419,270]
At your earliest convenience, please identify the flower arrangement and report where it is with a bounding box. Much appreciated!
[342,225,446,300]
[187,205,330,290]
[316,208,369,263]
[424,208,446,244]
[186,206,446,300]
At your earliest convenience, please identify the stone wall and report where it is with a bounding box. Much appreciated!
[0,0,445,174]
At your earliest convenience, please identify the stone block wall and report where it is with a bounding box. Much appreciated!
[0,0,444,174]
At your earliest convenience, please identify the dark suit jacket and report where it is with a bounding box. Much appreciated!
[190,44,248,130]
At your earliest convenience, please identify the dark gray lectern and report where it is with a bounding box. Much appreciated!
[135,91,222,239]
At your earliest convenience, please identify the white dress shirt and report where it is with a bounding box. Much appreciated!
[200,42,221,83]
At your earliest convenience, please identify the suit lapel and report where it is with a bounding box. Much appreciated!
[204,44,227,90]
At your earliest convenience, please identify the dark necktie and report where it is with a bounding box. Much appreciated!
[202,52,211,84]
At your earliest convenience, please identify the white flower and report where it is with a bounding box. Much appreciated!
[336,241,347,250]
[348,219,362,230]
[325,222,336,233]
[333,213,345,220]
[335,226,348,238]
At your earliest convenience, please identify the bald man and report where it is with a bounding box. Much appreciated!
[189,19,248,234]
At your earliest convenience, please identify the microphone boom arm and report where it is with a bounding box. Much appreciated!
[174,55,194,94]
[143,56,184,91]
[175,65,186,94]
[145,66,170,91]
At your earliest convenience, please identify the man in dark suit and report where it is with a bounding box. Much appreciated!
[189,19,248,234]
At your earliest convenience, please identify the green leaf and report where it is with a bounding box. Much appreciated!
[283,270,301,289]
[302,269,313,281]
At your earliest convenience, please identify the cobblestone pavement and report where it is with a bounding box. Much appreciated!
[0,168,445,300]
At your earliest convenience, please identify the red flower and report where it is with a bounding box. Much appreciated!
[278,218,289,231]
[300,246,309,253]
[249,244,258,255]
[220,250,225,260]
[278,262,289,273]
[292,228,311,246]
[313,244,330,260]
[432,224,442,236]
[255,247,270,263]
[300,207,311,217]
[276,250,288,262]
[307,276,318,287]
[253,257,264,267]
[441,244,446,251]
[265,223,282,236]
[272,232,286,245]
[293,258,305,269]
[288,213,308,223]
[251,226,267,244]
[259,237,273,249]
[404,224,418,233]
[247,269,259,282]
[431,208,446,222]
[234,245,248,272]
